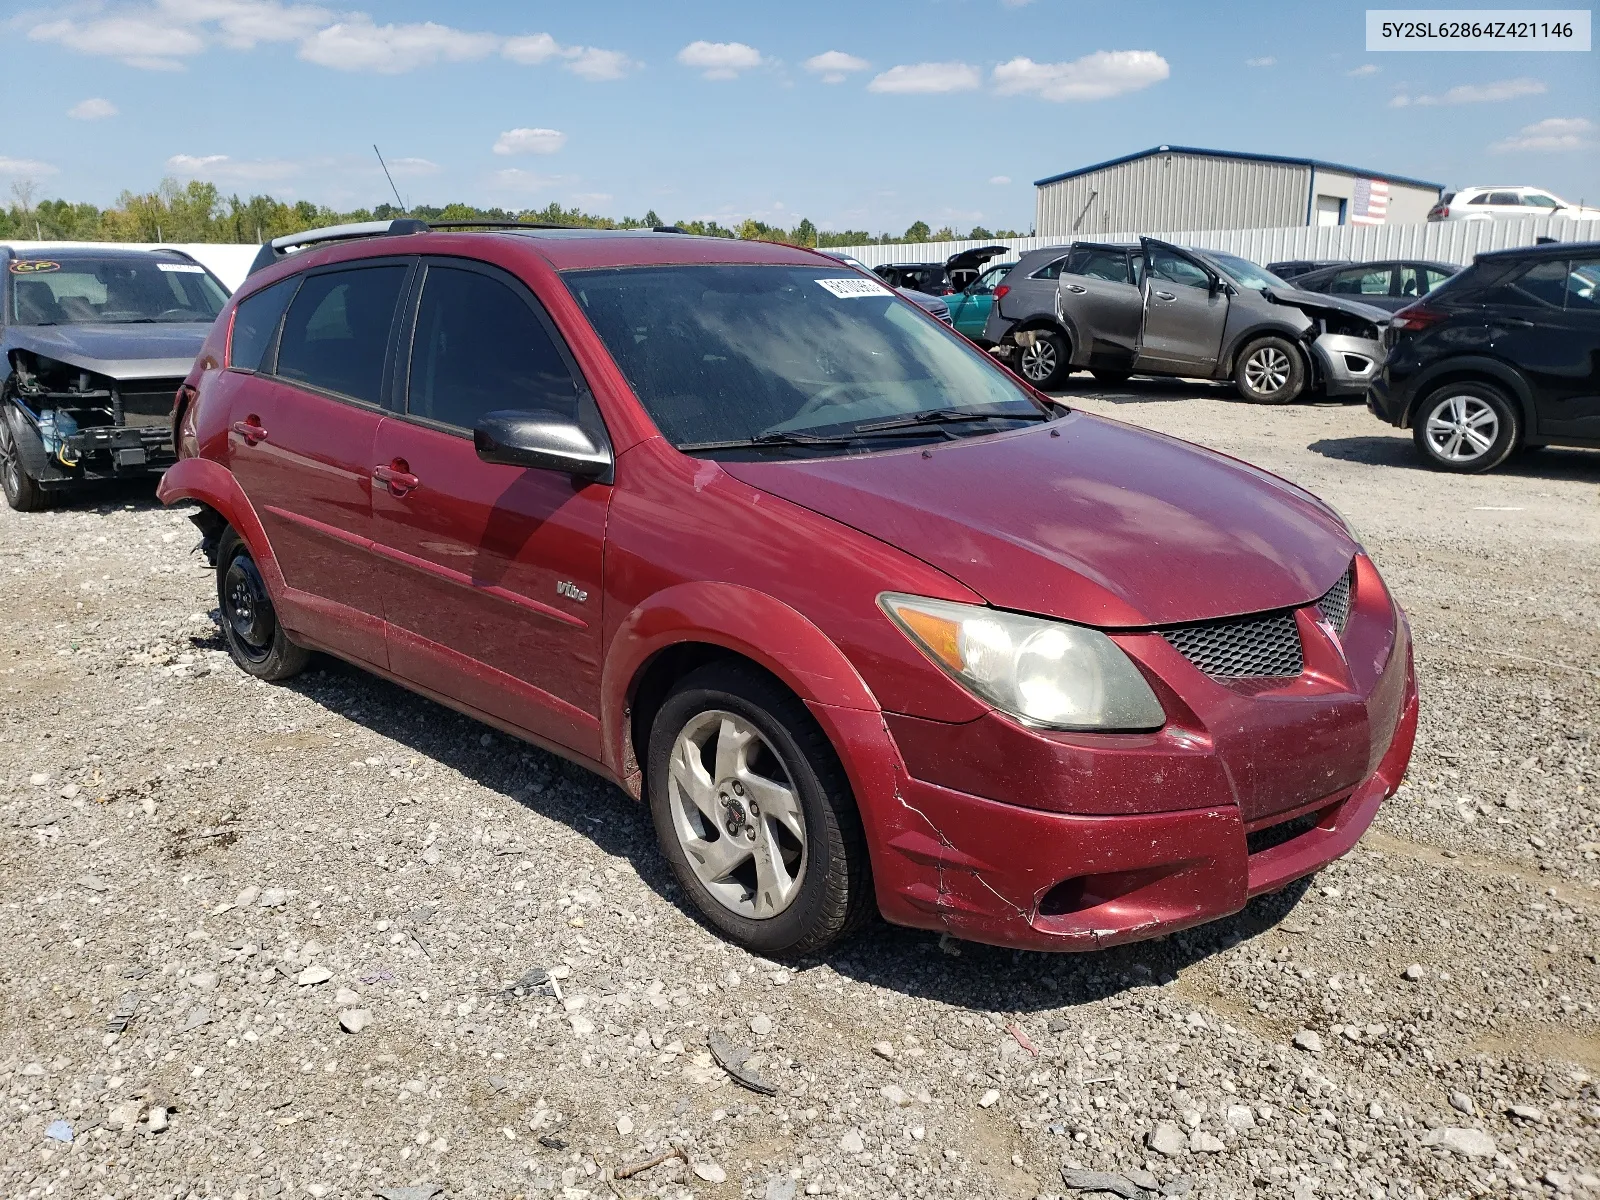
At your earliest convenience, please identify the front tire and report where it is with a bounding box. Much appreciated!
[646,661,872,958]
[0,403,52,512]
[216,528,310,680]
[1017,329,1071,390]
[1411,381,1520,473]
[1234,336,1306,404]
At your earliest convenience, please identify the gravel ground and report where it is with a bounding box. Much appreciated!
[1,383,1597,1200]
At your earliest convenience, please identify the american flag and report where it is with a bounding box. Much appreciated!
[1350,178,1389,226]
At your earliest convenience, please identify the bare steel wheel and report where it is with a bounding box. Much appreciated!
[1234,336,1305,404]
[1412,381,1519,473]
[646,661,873,956]
[215,527,310,681]
[666,710,807,919]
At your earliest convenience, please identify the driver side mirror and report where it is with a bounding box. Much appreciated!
[474,409,613,481]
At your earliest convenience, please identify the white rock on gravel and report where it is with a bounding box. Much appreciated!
[1292,1029,1324,1053]
[1426,1127,1497,1158]
[297,965,332,986]
[693,1161,727,1183]
[977,1088,1000,1108]
[338,1009,373,1034]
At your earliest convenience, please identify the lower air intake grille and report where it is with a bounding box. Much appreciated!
[1317,566,1353,632]
[1161,610,1304,680]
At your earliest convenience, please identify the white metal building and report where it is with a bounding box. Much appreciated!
[1035,146,1443,238]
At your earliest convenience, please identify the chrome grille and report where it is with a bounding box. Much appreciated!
[1317,567,1353,632]
[1161,610,1303,680]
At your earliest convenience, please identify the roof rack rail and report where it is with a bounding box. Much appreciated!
[247,217,428,276]
[426,219,574,231]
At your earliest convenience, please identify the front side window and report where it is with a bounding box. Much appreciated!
[8,255,227,326]
[1522,192,1562,209]
[228,277,297,372]
[565,265,1045,452]
[275,265,407,405]
[408,265,578,429]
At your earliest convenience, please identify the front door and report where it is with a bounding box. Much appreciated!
[1136,241,1228,373]
[368,258,611,759]
[222,260,413,666]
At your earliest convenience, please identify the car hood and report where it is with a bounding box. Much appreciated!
[719,411,1356,628]
[1263,287,1390,326]
[3,322,210,379]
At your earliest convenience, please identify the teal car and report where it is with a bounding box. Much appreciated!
[946,262,1016,342]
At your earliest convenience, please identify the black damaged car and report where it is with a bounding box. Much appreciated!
[0,246,229,510]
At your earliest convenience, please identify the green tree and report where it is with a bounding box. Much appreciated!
[903,220,931,242]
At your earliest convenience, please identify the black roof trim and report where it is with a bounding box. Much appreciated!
[1476,238,1600,262]
[1033,145,1444,193]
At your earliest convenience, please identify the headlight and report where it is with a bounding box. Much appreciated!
[879,594,1165,731]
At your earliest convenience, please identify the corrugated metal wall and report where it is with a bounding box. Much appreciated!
[1036,153,1310,236]
[828,216,1600,270]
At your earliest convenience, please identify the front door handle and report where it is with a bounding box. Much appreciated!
[1153,290,1177,302]
[374,462,420,496]
[1062,283,1088,294]
[230,418,268,444]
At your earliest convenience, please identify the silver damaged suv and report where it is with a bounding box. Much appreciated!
[987,238,1389,403]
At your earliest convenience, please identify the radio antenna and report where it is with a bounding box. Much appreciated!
[374,145,407,213]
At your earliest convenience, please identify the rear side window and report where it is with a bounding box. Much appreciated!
[275,266,407,405]
[1148,248,1210,289]
[1485,191,1520,206]
[1480,260,1569,309]
[407,265,578,430]
[1065,249,1132,284]
[1329,267,1392,296]
[228,277,296,372]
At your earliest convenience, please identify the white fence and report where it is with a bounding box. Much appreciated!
[828,216,1600,270]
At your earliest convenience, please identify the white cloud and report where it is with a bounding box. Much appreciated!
[1245,56,1275,67]
[503,34,637,80]
[27,0,325,69]
[159,0,329,49]
[299,17,498,73]
[0,157,59,177]
[677,40,763,80]
[166,153,303,183]
[868,62,981,95]
[68,97,119,120]
[1390,76,1546,107]
[992,50,1169,101]
[989,175,1011,185]
[570,192,613,206]
[803,50,869,83]
[1347,63,1379,76]
[492,127,568,156]
[387,157,439,177]
[28,15,205,70]
[1491,116,1595,152]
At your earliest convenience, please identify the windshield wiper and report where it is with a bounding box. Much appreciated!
[677,426,946,452]
[849,406,1051,434]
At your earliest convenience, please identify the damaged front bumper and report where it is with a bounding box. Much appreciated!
[1311,332,1382,398]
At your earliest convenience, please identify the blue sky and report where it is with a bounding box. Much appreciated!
[4,0,1596,233]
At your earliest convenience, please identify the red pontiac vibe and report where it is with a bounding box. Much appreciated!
[159,222,1417,957]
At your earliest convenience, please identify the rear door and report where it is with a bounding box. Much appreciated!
[368,257,611,759]
[1058,246,1143,366]
[222,259,413,666]
[1501,255,1600,439]
[1135,240,1228,372]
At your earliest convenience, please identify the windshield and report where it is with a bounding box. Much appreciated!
[8,256,228,326]
[1202,251,1289,291]
[565,264,1048,455]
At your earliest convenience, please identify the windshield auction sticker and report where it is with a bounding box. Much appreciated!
[9,260,61,274]
[816,277,893,299]
[1367,9,1590,49]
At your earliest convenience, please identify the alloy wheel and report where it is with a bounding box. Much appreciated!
[1019,339,1057,383]
[1424,394,1500,463]
[665,709,807,920]
[1244,346,1292,395]
[0,420,18,503]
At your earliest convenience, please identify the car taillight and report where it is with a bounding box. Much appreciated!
[1428,205,1449,219]
[994,284,1010,299]
[1390,303,1447,331]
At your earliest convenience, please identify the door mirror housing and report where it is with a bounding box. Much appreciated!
[473,409,613,481]
[1209,276,1231,296]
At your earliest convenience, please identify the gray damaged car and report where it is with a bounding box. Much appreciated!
[985,238,1389,403]
[0,246,229,510]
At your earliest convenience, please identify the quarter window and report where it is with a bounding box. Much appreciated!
[1030,257,1068,280]
[407,265,578,430]
[228,277,296,372]
[275,266,407,405]
[1561,258,1600,310]
[1486,260,1569,309]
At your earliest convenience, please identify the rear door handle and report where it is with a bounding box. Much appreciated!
[1154,290,1177,302]
[230,418,268,444]
[374,463,421,495]
[1062,283,1087,294]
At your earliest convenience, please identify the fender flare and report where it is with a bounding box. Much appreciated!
[599,580,881,786]
[1398,355,1537,432]
[155,457,289,599]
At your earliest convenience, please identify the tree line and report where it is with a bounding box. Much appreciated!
[0,179,1028,249]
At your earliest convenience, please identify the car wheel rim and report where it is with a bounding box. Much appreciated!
[1244,346,1291,394]
[1020,340,1056,382]
[666,709,807,920]
[1425,394,1499,462]
[222,556,275,661]
[0,423,17,500]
